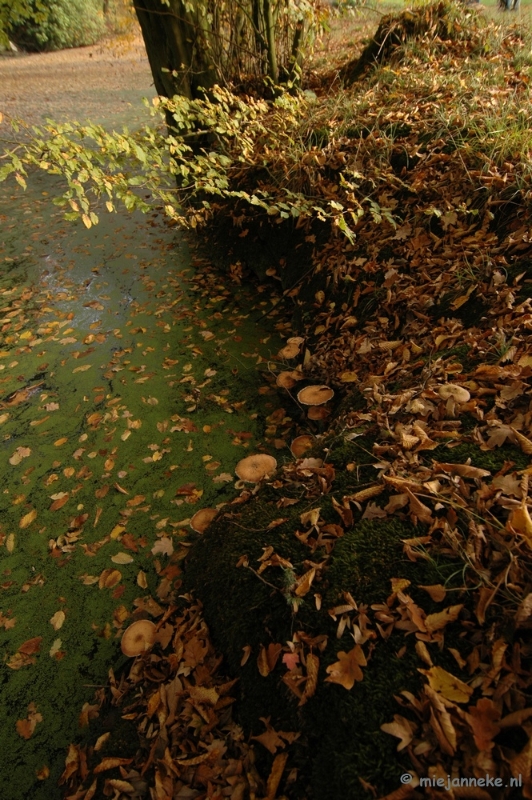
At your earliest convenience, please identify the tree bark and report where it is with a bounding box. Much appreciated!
[133,0,218,101]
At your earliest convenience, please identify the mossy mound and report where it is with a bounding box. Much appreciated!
[341,1,484,83]
[185,437,474,798]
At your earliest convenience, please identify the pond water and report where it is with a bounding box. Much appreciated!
[0,170,295,798]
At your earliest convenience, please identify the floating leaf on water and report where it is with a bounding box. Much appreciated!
[20,509,37,529]
[111,552,134,565]
[136,570,148,589]
[49,611,65,631]
[9,446,31,466]
[151,537,173,557]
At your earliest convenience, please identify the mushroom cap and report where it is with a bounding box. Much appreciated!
[307,405,330,420]
[290,434,315,458]
[297,385,335,406]
[438,384,470,403]
[235,453,277,482]
[121,619,156,657]
[277,343,301,360]
[190,507,218,534]
[276,370,303,389]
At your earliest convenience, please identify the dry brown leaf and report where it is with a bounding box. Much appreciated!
[16,702,42,739]
[425,604,463,633]
[418,584,446,603]
[295,567,316,597]
[325,645,366,690]
[266,752,289,800]
[93,757,133,774]
[467,697,500,751]
[380,714,417,751]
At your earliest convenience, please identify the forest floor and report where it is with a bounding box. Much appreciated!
[4,4,532,800]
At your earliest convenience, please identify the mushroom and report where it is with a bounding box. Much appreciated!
[290,434,315,458]
[438,384,470,419]
[235,453,277,483]
[190,507,218,534]
[276,370,304,390]
[121,619,156,658]
[277,337,305,360]
[437,384,471,403]
[297,385,335,406]
[307,405,330,420]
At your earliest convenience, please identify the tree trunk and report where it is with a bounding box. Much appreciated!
[132,0,218,100]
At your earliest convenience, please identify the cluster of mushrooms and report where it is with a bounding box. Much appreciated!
[275,336,335,422]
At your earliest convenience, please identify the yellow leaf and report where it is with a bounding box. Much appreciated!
[6,533,15,553]
[49,610,65,631]
[111,552,134,565]
[340,371,358,383]
[508,503,532,543]
[137,570,148,589]
[420,665,473,703]
[72,364,92,373]
[20,509,37,529]
[110,524,126,540]
[49,638,62,657]
[54,437,68,447]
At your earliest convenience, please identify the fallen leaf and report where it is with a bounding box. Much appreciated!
[381,714,417,751]
[420,665,473,703]
[19,509,37,529]
[111,552,134,565]
[325,645,367,690]
[151,537,173,556]
[49,610,65,631]
[16,702,43,739]
[425,604,463,633]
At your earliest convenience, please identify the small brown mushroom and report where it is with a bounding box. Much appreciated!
[276,370,304,390]
[277,343,301,360]
[297,385,335,406]
[277,336,305,360]
[190,507,218,534]
[290,434,315,458]
[235,453,277,483]
[307,405,330,420]
[121,619,156,658]
[437,384,471,403]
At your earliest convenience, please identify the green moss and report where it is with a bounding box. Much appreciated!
[186,496,467,798]
[430,440,530,473]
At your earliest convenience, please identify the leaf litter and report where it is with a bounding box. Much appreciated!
[5,4,532,799]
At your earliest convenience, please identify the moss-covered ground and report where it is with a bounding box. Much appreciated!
[0,171,296,799]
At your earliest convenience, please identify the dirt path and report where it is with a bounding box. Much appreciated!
[0,35,154,128]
